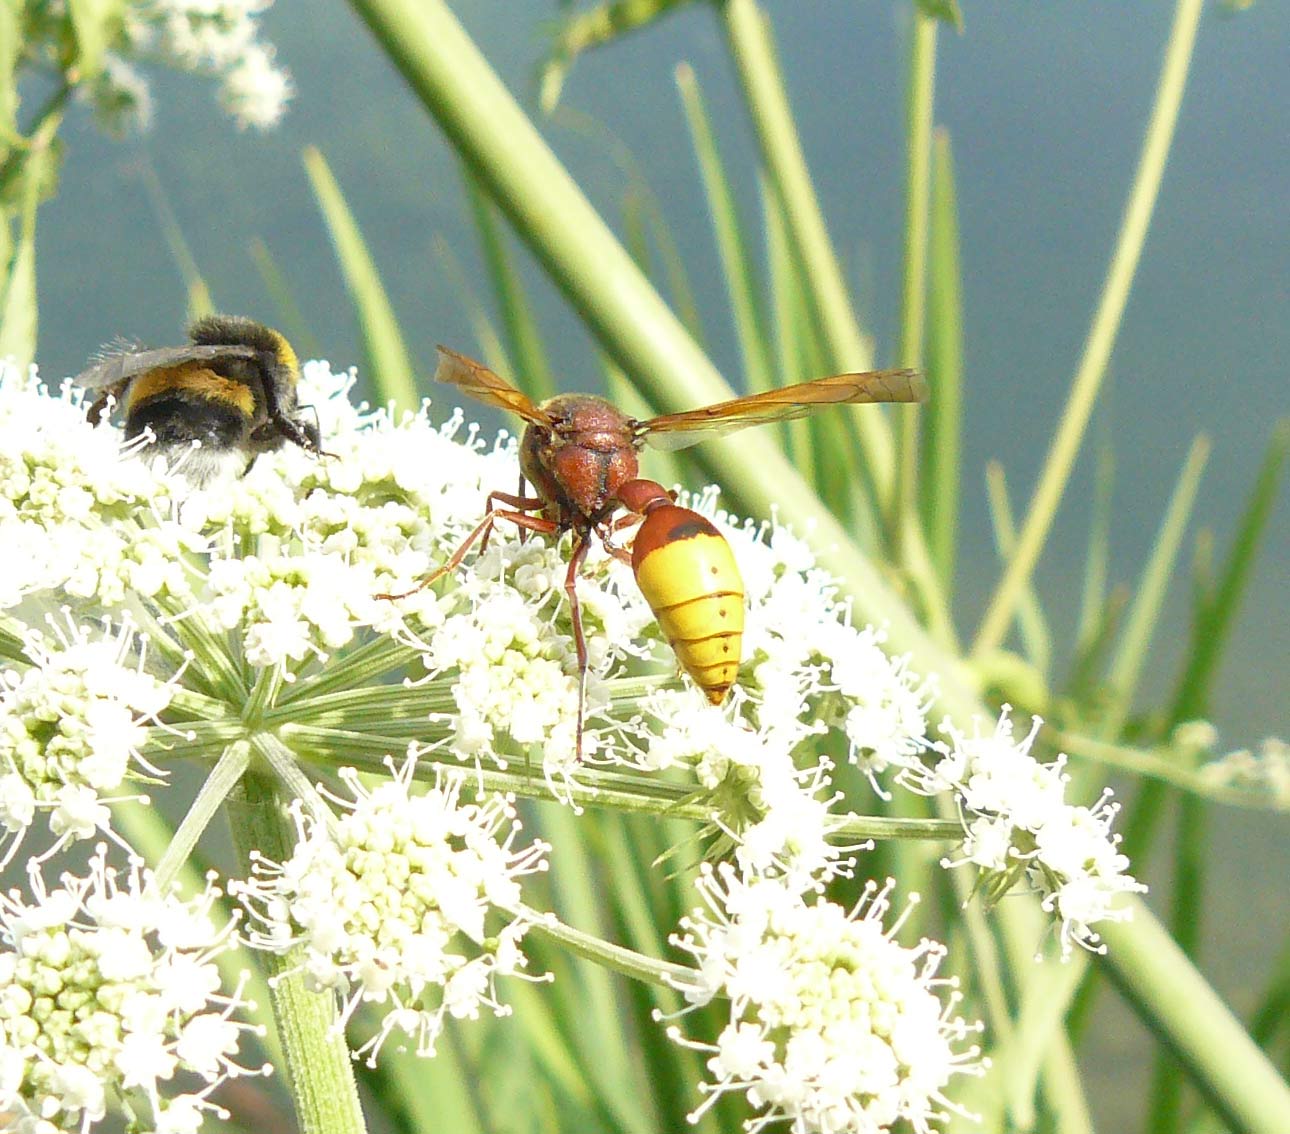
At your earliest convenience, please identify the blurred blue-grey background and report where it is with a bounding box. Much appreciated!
[32,2,1289,1119]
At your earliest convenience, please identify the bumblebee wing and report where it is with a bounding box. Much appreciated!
[435,346,553,426]
[639,369,928,451]
[74,344,260,390]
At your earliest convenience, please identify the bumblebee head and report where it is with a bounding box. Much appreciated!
[188,315,299,385]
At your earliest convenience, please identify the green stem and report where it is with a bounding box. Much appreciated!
[971,0,1204,658]
[1099,900,1290,1134]
[227,772,366,1134]
[519,904,694,990]
[152,740,250,891]
[895,11,936,546]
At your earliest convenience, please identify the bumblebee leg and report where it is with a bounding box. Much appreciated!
[257,353,323,453]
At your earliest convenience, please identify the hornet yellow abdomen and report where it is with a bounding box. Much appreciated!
[626,485,745,704]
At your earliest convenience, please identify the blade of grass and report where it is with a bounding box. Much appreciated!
[532,804,656,1134]
[302,146,419,413]
[719,0,871,374]
[675,61,773,395]
[619,179,705,348]
[763,171,818,482]
[461,164,556,403]
[431,233,514,382]
[1168,420,1288,725]
[1098,435,1210,739]
[1073,442,1116,676]
[1149,789,1209,1134]
[971,0,1205,659]
[1070,422,1289,1042]
[136,154,214,320]
[895,10,937,550]
[922,128,964,596]
[248,238,323,361]
[984,461,1052,677]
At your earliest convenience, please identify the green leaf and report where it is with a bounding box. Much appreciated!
[303,146,420,413]
[0,0,21,145]
[66,0,124,80]
[539,0,701,113]
[915,0,964,32]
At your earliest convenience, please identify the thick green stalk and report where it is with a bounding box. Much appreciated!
[227,772,366,1134]
[1099,902,1290,1134]
[971,0,1204,658]
[343,3,1290,1122]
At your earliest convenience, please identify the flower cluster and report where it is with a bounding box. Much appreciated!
[0,348,1160,1128]
[28,0,294,134]
[234,754,549,1065]
[929,706,1147,957]
[1200,735,1290,807]
[0,616,179,867]
[666,864,983,1134]
[0,848,260,1133]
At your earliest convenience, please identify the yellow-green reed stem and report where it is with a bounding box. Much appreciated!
[249,238,324,360]
[719,0,908,507]
[896,11,936,554]
[1100,904,1290,1134]
[461,167,557,403]
[675,62,774,396]
[136,155,214,320]
[1098,435,1210,740]
[971,0,1204,660]
[985,462,1052,676]
[114,784,289,1082]
[718,0,872,374]
[227,772,366,1134]
[923,129,964,598]
[303,146,420,415]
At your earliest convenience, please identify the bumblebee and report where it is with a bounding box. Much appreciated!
[76,315,322,485]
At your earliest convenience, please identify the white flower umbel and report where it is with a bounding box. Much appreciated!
[0,615,180,867]
[0,847,261,1133]
[77,1,295,132]
[1200,735,1290,807]
[665,864,983,1134]
[930,706,1147,958]
[233,754,549,1065]
[629,687,854,891]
